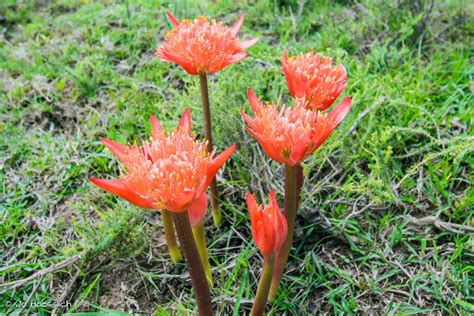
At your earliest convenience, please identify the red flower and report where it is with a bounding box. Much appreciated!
[241,88,351,166]
[246,190,287,257]
[281,50,347,111]
[91,108,236,217]
[156,12,258,75]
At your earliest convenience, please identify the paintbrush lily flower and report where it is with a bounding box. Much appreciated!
[156,12,259,75]
[246,190,287,257]
[241,88,351,166]
[281,50,347,111]
[90,108,236,215]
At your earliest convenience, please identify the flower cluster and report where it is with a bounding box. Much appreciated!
[156,12,258,75]
[242,88,351,166]
[91,109,236,223]
[281,50,347,111]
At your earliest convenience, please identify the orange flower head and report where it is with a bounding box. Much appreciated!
[246,190,287,257]
[281,50,347,111]
[90,108,236,217]
[156,12,259,75]
[241,88,351,166]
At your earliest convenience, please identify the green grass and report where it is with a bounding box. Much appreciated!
[1,0,473,314]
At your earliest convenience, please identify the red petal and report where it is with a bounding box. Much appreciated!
[245,127,286,164]
[240,37,259,51]
[156,45,199,75]
[204,144,236,189]
[167,189,196,212]
[247,88,262,112]
[178,108,191,135]
[289,133,312,165]
[240,109,256,129]
[246,192,258,218]
[329,96,352,125]
[165,11,180,27]
[227,53,248,65]
[230,15,244,36]
[262,211,275,256]
[90,178,156,209]
[268,190,278,210]
[188,193,207,227]
[246,192,261,247]
[100,138,128,163]
[150,113,163,135]
[311,96,352,150]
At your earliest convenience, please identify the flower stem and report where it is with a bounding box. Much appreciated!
[172,211,214,316]
[295,164,304,209]
[250,254,275,316]
[192,220,213,287]
[161,210,182,263]
[268,164,298,300]
[199,73,222,228]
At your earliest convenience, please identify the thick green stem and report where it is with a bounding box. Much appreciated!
[192,220,213,287]
[161,210,182,263]
[172,211,214,316]
[269,165,298,300]
[250,254,275,316]
[199,73,222,228]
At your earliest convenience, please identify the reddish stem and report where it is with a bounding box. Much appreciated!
[172,211,214,316]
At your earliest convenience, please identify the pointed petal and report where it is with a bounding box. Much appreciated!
[245,126,285,164]
[290,142,309,165]
[178,108,191,135]
[289,132,313,165]
[156,45,199,75]
[247,88,262,112]
[240,109,256,129]
[150,113,163,135]
[167,189,196,212]
[227,53,248,65]
[165,11,180,27]
[205,144,236,187]
[188,193,207,227]
[230,15,244,36]
[100,138,128,163]
[90,178,156,209]
[268,190,278,209]
[246,192,259,219]
[329,96,352,125]
[311,96,352,150]
[240,37,259,51]
[246,192,262,249]
[273,196,287,250]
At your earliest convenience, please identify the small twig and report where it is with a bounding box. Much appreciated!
[297,0,307,17]
[0,254,81,292]
[221,296,254,304]
[329,199,388,211]
[404,215,474,234]
[392,260,413,279]
[51,270,81,316]
[340,200,375,232]
[289,6,297,40]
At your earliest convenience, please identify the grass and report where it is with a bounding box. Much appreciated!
[1,0,473,314]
